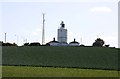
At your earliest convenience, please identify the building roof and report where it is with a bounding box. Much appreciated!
[48,38,59,43]
[69,38,79,44]
[60,21,65,28]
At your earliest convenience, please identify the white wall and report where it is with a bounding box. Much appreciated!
[57,29,67,43]
[69,43,79,46]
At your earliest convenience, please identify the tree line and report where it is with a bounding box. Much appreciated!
[0,38,110,47]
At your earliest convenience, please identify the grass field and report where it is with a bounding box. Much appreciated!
[2,46,119,77]
[2,66,119,77]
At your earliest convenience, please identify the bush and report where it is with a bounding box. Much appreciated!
[23,43,29,46]
[29,42,41,46]
[93,38,105,47]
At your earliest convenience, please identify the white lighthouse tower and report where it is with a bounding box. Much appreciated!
[57,21,67,43]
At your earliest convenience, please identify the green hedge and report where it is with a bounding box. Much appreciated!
[2,46,119,70]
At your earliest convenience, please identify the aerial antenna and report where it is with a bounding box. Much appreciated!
[97,35,99,38]
[15,34,19,45]
[80,37,82,44]
[5,33,6,43]
[42,13,45,45]
[26,39,27,43]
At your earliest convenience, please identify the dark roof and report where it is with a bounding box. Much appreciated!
[69,39,79,44]
[49,41,59,43]
[60,21,65,28]
[48,38,59,43]
[70,41,79,44]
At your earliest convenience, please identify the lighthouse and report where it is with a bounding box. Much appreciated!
[57,21,67,43]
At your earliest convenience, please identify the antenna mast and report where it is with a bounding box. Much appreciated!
[80,37,82,44]
[42,13,45,45]
[5,33,6,43]
[97,35,99,38]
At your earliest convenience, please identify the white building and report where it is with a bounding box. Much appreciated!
[47,21,81,46]
[57,21,67,43]
[58,42,68,46]
[69,39,80,46]
[48,38,59,46]
[48,38,68,46]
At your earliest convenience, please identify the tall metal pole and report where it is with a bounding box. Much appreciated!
[15,34,18,45]
[5,33,6,43]
[80,37,82,44]
[42,13,45,45]
[97,35,99,38]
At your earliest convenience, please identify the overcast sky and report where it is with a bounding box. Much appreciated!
[0,0,119,47]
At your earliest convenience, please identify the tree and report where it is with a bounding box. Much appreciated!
[2,42,18,46]
[105,44,110,47]
[29,42,41,46]
[23,43,29,46]
[2,42,13,46]
[12,43,18,46]
[92,38,105,47]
